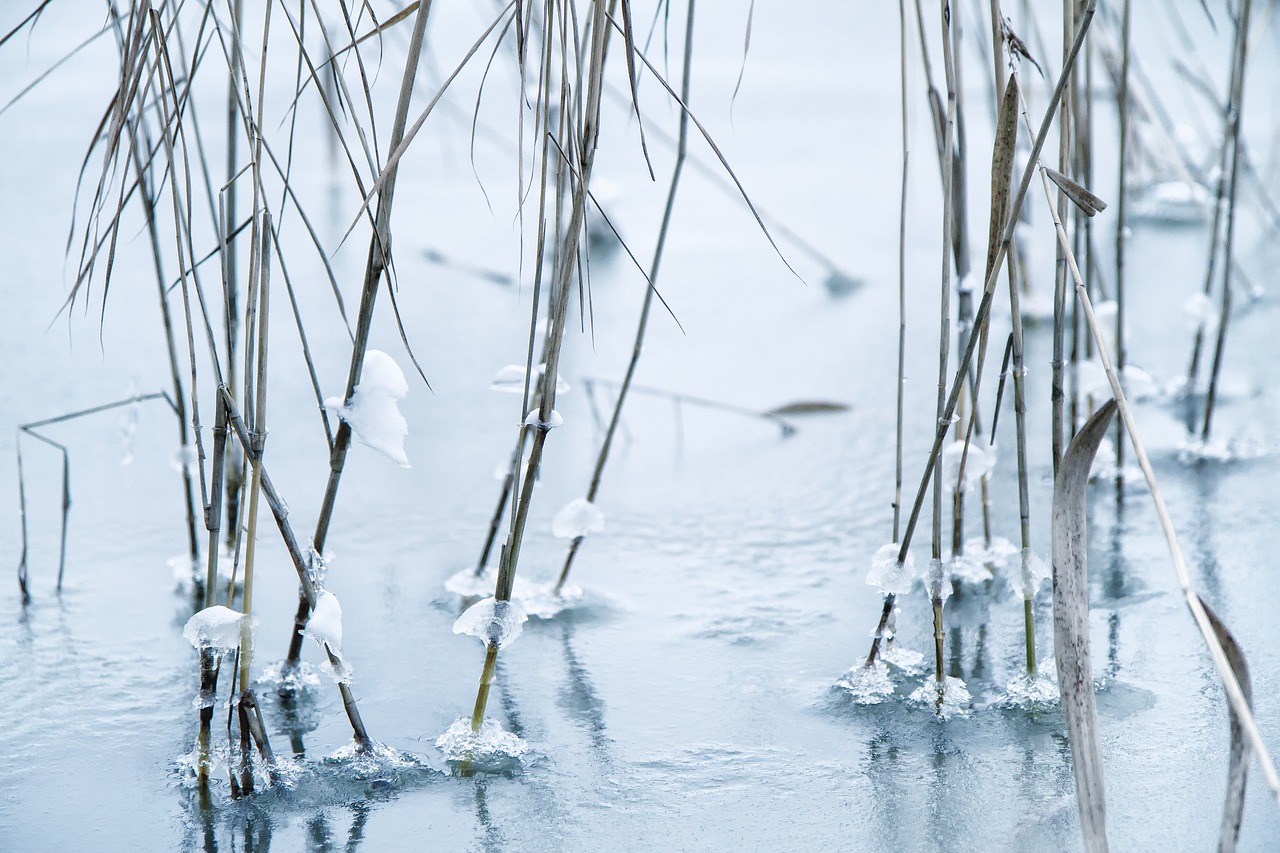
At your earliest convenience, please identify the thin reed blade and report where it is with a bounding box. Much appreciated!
[1052,399,1116,853]
[1201,598,1253,853]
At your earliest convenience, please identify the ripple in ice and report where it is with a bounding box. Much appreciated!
[909,675,972,719]
[436,717,530,775]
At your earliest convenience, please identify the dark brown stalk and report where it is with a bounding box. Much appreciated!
[1113,0,1129,484]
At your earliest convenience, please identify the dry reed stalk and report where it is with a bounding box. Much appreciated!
[285,0,435,669]
[472,0,618,734]
[554,0,697,595]
[1200,0,1253,442]
[865,0,1098,670]
[1028,103,1280,806]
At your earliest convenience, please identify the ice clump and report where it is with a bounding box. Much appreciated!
[326,740,435,784]
[183,605,247,652]
[256,660,321,693]
[445,567,496,600]
[302,591,352,684]
[1019,548,1051,600]
[866,543,916,595]
[835,661,894,705]
[304,591,344,651]
[491,363,570,395]
[325,350,411,468]
[950,537,1018,585]
[523,408,563,429]
[436,717,530,774]
[453,597,528,648]
[998,663,1060,709]
[881,644,925,675]
[515,580,584,619]
[909,675,972,719]
[926,558,953,603]
[446,569,584,620]
[1184,292,1217,330]
[552,498,604,539]
[170,445,198,475]
[941,440,995,495]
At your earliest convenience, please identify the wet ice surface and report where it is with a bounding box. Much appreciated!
[5,3,1280,852]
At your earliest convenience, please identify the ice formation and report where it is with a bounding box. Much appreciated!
[881,644,925,675]
[835,662,894,705]
[491,363,570,395]
[453,597,528,648]
[1019,548,1051,600]
[866,543,916,595]
[182,605,247,652]
[523,408,563,429]
[926,558,953,603]
[326,349,411,468]
[999,664,1060,709]
[552,498,605,539]
[304,591,344,651]
[909,675,972,719]
[950,537,1018,585]
[941,440,995,495]
[436,717,530,774]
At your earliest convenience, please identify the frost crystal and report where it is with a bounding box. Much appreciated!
[453,597,528,648]
[835,662,894,704]
[552,498,605,539]
[881,644,925,675]
[183,605,247,652]
[326,350,411,468]
[867,543,915,595]
[1019,548,1050,600]
[926,558,952,603]
[523,409,563,430]
[436,717,529,774]
[909,675,972,719]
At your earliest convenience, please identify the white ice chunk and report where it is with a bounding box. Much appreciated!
[453,597,528,648]
[999,663,1060,709]
[183,605,246,652]
[1121,364,1157,400]
[1019,548,1050,600]
[523,409,563,429]
[436,717,529,773]
[866,543,916,595]
[491,363,570,395]
[515,579,583,620]
[325,350,410,468]
[304,591,343,651]
[170,445,198,475]
[445,566,496,600]
[881,644,925,675]
[1184,292,1217,330]
[909,675,972,719]
[835,661,894,705]
[926,557,953,603]
[552,498,604,539]
[941,440,995,495]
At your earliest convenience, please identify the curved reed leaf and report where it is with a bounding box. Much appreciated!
[1052,398,1116,853]
[1200,599,1254,853]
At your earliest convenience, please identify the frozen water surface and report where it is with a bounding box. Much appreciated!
[5,3,1280,852]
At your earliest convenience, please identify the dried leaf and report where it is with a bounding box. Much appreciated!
[1052,399,1116,853]
[1200,598,1253,853]
[1045,166,1108,217]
